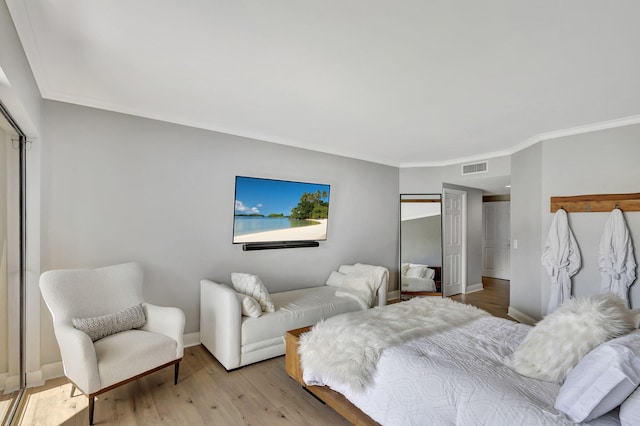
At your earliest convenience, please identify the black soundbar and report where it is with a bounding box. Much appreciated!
[242,241,320,251]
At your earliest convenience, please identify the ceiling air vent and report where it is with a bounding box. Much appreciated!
[461,161,488,175]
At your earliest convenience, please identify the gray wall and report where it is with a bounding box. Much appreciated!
[39,101,399,364]
[511,125,640,320]
[401,215,442,266]
[540,125,640,314]
[510,143,543,319]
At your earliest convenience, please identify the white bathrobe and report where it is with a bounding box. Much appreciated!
[599,208,636,308]
[542,209,581,314]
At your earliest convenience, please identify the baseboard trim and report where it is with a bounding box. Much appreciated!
[387,290,399,301]
[26,369,44,388]
[2,373,20,393]
[508,307,538,325]
[184,332,200,348]
[465,283,483,294]
[41,361,64,382]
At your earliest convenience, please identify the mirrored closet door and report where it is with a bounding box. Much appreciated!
[400,194,443,299]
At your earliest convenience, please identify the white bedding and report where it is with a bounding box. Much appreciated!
[303,315,621,426]
[401,275,436,292]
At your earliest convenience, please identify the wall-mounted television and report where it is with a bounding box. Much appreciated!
[233,176,331,248]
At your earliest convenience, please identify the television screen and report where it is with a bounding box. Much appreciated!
[233,176,331,244]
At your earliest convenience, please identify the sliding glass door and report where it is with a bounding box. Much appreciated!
[0,104,26,425]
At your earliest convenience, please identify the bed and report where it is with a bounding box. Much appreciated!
[287,296,640,426]
[400,264,441,293]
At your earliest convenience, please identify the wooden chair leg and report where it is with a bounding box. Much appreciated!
[174,362,180,385]
[89,396,95,425]
[70,384,76,397]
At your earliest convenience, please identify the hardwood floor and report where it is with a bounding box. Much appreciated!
[13,346,351,426]
[451,276,511,320]
[14,278,510,425]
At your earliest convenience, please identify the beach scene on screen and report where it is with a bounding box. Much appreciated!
[233,177,330,243]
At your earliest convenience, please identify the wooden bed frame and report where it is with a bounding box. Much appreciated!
[285,326,379,426]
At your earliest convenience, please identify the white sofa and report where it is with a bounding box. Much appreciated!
[200,265,388,370]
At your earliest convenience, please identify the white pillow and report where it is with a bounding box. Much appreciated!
[512,293,633,383]
[72,304,146,342]
[235,293,262,318]
[338,264,355,275]
[555,330,640,422]
[400,263,410,276]
[620,386,640,426]
[406,266,427,278]
[424,268,436,280]
[325,271,346,287]
[231,273,275,313]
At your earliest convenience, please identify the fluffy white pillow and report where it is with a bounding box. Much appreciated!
[235,293,262,318]
[555,330,640,422]
[325,271,346,287]
[231,273,275,313]
[406,266,427,278]
[512,293,633,383]
[620,386,640,426]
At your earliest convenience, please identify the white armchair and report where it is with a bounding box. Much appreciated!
[39,262,185,425]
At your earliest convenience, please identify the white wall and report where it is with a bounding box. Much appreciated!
[39,100,399,364]
[0,2,41,136]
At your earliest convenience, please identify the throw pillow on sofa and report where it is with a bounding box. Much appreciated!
[231,272,275,313]
[235,293,262,318]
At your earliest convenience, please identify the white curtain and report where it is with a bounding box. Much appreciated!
[599,208,636,308]
[542,209,581,314]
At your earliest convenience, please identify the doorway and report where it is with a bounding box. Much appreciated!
[482,201,511,280]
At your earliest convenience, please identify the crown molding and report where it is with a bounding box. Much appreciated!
[400,114,640,169]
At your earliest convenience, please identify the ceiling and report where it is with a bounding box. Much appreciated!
[7,1,640,169]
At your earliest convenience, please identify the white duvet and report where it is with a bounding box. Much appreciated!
[303,315,621,426]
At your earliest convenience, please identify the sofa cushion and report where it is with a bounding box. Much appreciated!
[241,286,362,346]
[94,329,177,389]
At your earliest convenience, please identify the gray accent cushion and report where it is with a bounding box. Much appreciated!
[72,304,146,341]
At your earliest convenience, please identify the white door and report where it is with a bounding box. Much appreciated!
[482,201,511,280]
[443,188,466,297]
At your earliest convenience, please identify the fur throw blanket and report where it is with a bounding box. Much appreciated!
[299,297,489,392]
[335,264,388,308]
